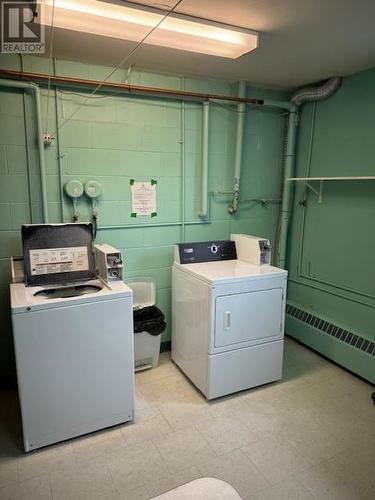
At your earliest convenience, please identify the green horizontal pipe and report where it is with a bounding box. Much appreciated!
[97,192,214,231]
[98,220,210,230]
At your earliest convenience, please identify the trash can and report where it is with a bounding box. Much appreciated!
[126,278,166,372]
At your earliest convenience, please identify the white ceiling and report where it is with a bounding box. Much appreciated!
[45,0,375,89]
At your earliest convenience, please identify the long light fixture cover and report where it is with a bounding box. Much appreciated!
[39,0,259,59]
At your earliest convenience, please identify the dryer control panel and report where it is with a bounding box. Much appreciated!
[176,240,237,264]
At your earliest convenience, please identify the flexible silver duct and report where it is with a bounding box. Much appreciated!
[276,76,343,268]
[291,76,342,106]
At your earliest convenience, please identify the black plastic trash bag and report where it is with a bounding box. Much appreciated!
[133,306,166,336]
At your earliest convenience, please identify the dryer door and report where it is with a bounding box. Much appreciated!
[214,288,283,349]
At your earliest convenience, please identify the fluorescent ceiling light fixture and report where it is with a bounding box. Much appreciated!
[39,0,259,59]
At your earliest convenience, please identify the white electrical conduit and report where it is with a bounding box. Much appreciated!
[228,81,246,214]
[199,101,210,218]
[0,79,48,222]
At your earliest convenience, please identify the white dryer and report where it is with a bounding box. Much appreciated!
[172,234,287,399]
[11,224,134,451]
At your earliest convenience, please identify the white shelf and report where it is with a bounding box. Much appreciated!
[288,176,375,181]
[287,176,375,203]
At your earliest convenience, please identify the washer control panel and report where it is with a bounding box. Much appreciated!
[177,240,237,264]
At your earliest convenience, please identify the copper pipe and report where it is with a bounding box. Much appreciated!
[0,68,264,105]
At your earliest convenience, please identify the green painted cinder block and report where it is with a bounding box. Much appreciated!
[287,67,375,379]
[0,230,22,258]
[185,220,231,243]
[46,202,62,224]
[124,246,174,271]
[0,175,29,203]
[0,54,20,70]
[6,145,28,174]
[0,115,26,145]
[23,55,51,74]
[60,93,116,123]
[65,148,124,176]
[138,71,181,90]
[0,258,11,285]
[116,99,165,126]
[10,203,30,229]
[0,54,289,381]
[0,204,11,230]
[0,145,6,174]
[163,103,182,128]
[55,59,91,79]
[141,125,181,153]
[60,120,92,148]
[92,122,142,150]
[184,77,230,95]
[0,90,25,117]
[143,226,180,247]
[125,267,172,291]
[96,228,144,249]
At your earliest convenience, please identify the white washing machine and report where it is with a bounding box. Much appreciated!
[11,224,134,452]
[172,234,287,399]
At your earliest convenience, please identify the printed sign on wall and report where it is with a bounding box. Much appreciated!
[130,180,157,217]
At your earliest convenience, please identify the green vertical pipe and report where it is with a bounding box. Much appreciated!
[199,100,210,218]
[32,84,49,223]
[277,107,298,268]
[228,80,246,214]
[180,75,186,241]
[180,100,186,241]
[0,79,48,222]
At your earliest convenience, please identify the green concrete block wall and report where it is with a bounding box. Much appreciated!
[287,67,375,382]
[0,55,287,381]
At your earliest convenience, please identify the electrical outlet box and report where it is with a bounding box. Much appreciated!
[43,133,54,146]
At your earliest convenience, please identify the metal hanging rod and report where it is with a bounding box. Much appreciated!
[0,68,265,105]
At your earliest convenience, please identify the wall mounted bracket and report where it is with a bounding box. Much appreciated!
[305,180,324,203]
[288,176,375,204]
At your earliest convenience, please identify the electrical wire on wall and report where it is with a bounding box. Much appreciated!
[53,0,184,135]
[57,64,135,100]
[47,0,183,229]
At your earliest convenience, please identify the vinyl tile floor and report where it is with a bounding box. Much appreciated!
[0,337,374,500]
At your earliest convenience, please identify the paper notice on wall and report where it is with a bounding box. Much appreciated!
[131,181,157,216]
[29,247,89,275]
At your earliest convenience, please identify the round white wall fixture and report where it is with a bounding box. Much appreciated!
[64,179,84,199]
[85,180,102,199]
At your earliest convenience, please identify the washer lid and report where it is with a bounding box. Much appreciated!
[22,223,96,286]
[125,277,156,309]
[10,279,132,313]
[175,260,287,284]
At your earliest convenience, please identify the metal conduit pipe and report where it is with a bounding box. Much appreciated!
[276,76,342,268]
[0,68,264,106]
[0,79,48,222]
[228,80,247,214]
[199,101,210,218]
